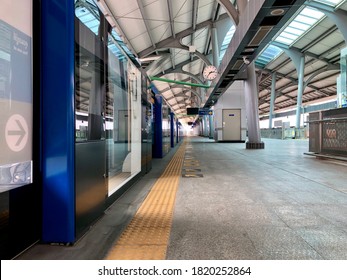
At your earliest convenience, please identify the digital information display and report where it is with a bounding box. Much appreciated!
[0,0,32,192]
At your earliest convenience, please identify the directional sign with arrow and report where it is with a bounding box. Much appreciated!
[5,114,29,152]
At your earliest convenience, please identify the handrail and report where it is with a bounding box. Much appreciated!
[305,117,347,123]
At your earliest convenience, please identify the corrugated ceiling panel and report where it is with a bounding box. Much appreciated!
[175,20,192,34]
[181,36,192,46]
[173,0,192,33]
[305,60,328,72]
[174,49,186,58]
[173,0,193,17]
[315,17,337,29]
[307,34,344,54]
[175,53,190,65]
[259,90,269,99]
[292,37,315,49]
[275,79,292,89]
[310,72,339,84]
[130,33,152,53]
[278,63,296,76]
[276,96,290,102]
[152,80,166,90]
[283,85,299,94]
[184,60,203,75]
[325,47,344,60]
[117,9,147,39]
[151,23,172,43]
[143,0,170,30]
[266,53,288,70]
[172,88,182,94]
[167,99,177,105]
[197,0,214,23]
[106,0,138,17]
[194,28,209,53]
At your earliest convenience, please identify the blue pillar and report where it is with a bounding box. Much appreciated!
[170,112,175,148]
[153,95,163,158]
[41,0,75,243]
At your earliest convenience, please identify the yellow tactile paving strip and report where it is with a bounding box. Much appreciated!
[105,142,186,260]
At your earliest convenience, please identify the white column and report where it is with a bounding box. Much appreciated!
[296,55,305,129]
[269,72,276,129]
[244,62,264,148]
[211,25,219,67]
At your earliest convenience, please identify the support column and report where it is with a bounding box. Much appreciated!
[306,4,347,42]
[170,112,174,147]
[209,114,214,139]
[313,7,347,108]
[320,9,347,109]
[277,46,305,130]
[204,115,208,136]
[42,0,75,243]
[269,72,276,129]
[338,47,347,107]
[296,55,305,129]
[153,95,163,158]
[211,24,219,67]
[244,62,264,149]
[236,0,248,14]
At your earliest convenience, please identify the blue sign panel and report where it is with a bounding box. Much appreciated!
[198,109,213,116]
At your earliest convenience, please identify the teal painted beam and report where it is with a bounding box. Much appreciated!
[150,76,210,89]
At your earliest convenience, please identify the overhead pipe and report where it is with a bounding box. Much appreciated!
[149,76,210,89]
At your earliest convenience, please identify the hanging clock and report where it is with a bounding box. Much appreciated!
[203,65,218,80]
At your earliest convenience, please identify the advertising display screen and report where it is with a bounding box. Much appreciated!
[0,0,32,192]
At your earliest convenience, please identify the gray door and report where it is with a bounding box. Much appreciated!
[222,109,241,141]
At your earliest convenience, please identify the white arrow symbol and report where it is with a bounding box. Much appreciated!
[8,119,26,146]
[5,114,29,152]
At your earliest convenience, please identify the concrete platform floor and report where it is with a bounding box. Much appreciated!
[167,137,347,260]
[17,137,347,260]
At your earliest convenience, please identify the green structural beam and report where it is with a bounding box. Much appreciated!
[150,76,210,89]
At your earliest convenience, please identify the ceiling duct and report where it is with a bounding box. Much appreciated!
[272,0,296,6]
[220,79,232,88]
[241,47,256,56]
[204,0,306,108]
[248,26,273,47]
[260,15,283,26]
[232,59,244,70]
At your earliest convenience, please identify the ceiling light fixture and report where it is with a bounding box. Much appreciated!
[271,9,285,16]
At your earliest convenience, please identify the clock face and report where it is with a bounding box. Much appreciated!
[203,65,218,80]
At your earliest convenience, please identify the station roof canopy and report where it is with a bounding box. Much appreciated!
[76,0,347,123]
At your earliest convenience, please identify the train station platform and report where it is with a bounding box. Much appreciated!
[16,137,347,260]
